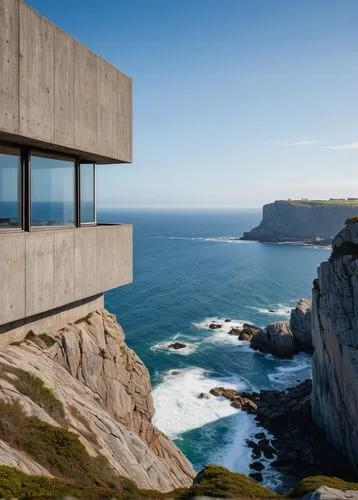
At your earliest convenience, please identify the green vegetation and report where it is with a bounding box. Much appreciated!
[287,198,358,207]
[187,465,278,498]
[329,242,358,262]
[0,465,137,499]
[0,402,131,492]
[345,216,358,225]
[0,365,66,425]
[290,475,358,497]
[38,333,57,347]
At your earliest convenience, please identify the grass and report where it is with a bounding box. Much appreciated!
[38,333,57,348]
[290,475,358,497]
[0,465,139,499]
[286,199,358,207]
[0,364,66,425]
[187,465,278,498]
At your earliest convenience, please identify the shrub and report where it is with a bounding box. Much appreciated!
[345,216,358,225]
[290,475,358,497]
[0,364,66,425]
[330,242,358,262]
[0,402,136,493]
[187,465,278,498]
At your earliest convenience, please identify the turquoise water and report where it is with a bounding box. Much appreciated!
[100,208,330,490]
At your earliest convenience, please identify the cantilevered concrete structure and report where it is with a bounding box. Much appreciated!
[0,0,132,342]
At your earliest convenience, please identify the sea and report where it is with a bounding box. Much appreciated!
[100,208,330,492]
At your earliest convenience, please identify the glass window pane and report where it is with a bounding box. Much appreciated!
[31,154,75,226]
[0,146,21,228]
[80,163,95,223]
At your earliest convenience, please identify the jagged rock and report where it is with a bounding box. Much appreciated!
[209,323,221,329]
[250,321,298,358]
[167,342,186,350]
[249,472,263,482]
[0,309,195,492]
[312,221,358,475]
[228,327,241,336]
[250,461,265,472]
[290,298,313,352]
[209,387,240,400]
[303,486,358,499]
[198,392,209,399]
[224,318,231,322]
[240,323,263,341]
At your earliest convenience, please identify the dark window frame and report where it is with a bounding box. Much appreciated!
[0,140,97,233]
[0,144,23,232]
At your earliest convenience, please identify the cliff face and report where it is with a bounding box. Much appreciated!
[0,309,194,492]
[312,222,358,473]
[242,200,358,242]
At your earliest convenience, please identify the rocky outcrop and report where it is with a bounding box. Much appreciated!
[303,486,358,499]
[290,298,313,352]
[250,299,312,358]
[241,200,358,243]
[0,309,194,492]
[229,323,263,340]
[312,220,358,475]
[251,321,298,358]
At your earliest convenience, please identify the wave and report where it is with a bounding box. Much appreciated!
[192,317,254,346]
[151,340,198,356]
[166,236,242,244]
[249,304,292,317]
[152,367,247,439]
[268,353,312,385]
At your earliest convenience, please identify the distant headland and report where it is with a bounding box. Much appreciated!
[241,198,358,244]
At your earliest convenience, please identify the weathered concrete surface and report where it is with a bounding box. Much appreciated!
[0,309,195,491]
[0,224,132,326]
[312,221,358,474]
[0,0,132,164]
[0,0,19,134]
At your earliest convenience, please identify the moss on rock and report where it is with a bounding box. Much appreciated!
[187,465,278,498]
[290,475,358,497]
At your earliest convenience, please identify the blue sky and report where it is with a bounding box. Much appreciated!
[28,0,358,208]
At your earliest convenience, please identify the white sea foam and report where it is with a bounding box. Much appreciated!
[151,340,198,356]
[152,367,246,438]
[192,317,255,345]
[166,236,242,244]
[249,304,292,317]
[268,353,312,384]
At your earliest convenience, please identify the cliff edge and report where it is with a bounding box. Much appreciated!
[242,200,358,243]
[312,219,358,473]
[0,309,194,492]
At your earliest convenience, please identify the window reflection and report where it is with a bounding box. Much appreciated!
[31,153,75,226]
[80,163,95,224]
[0,146,21,228]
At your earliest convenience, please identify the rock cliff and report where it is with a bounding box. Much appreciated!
[312,220,358,474]
[242,200,358,242]
[0,309,194,492]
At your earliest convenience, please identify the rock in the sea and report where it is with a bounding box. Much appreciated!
[167,342,186,350]
[228,327,241,336]
[224,318,231,322]
[290,298,312,352]
[210,387,240,400]
[240,323,263,341]
[250,461,265,472]
[209,323,222,329]
[312,221,358,475]
[198,392,209,399]
[250,321,298,358]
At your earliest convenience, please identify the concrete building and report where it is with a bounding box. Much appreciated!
[0,0,132,343]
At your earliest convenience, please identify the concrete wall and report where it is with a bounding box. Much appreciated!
[0,224,132,326]
[0,0,132,164]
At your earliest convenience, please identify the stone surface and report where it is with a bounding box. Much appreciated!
[241,200,358,243]
[312,221,358,475]
[0,309,195,492]
[303,486,358,499]
[250,321,298,358]
[168,342,186,350]
[290,298,312,352]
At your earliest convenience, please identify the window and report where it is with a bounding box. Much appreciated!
[0,146,21,228]
[80,163,96,224]
[31,153,75,227]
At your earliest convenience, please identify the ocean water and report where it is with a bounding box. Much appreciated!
[100,208,330,491]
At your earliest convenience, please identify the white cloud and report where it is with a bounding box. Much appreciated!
[264,140,320,146]
[323,142,358,150]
